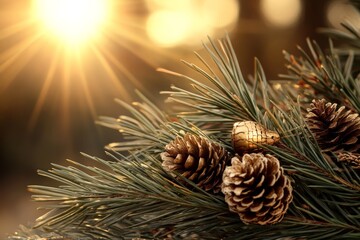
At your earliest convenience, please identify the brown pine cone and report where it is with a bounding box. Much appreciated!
[336,152,360,169]
[161,133,230,192]
[221,153,293,225]
[306,99,360,152]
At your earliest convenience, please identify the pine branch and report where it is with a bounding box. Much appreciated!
[22,152,238,239]
[158,35,360,236]
[9,35,360,239]
[106,36,357,237]
[160,36,265,125]
[350,0,360,10]
[97,90,224,154]
[10,151,360,240]
[97,90,171,153]
[159,36,282,148]
[281,38,360,112]
[318,0,360,52]
[319,21,360,52]
[260,99,360,234]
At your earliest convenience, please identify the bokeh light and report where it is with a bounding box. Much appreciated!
[260,0,302,28]
[202,0,239,29]
[146,10,192,48]
[146,0,192,11]
[146,0,240,47]
[33,0,110,45]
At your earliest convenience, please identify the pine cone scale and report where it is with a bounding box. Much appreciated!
[336,152,360,169]
[253,189,265,199]
[173,154,184,164]
[184,155,195,169]
[345,137,357,145]
[250,202,263,212]
[182,171,192,178]
[255,175,265,187]
[195,157,205,171]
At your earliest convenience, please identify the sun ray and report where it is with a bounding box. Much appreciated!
[0,1,173,132]
[108,34,164,70]
[90,44,132,102]
[107,20,186,68]
[59,50,72,140]
[0,20,35,41]
[0,32,43,93]
[1,0,239,132]
[74,51,98,120]
[28,46,61,131]
[0,32,42,69]
[96,43,146,92]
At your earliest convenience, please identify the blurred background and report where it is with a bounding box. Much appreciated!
[0,0,357,237]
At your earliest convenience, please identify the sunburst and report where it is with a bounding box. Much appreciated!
[33,0,108,46]
[0,0,240,135]
[0,0,162,133]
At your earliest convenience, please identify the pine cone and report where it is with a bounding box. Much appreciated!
[306,99,360,152]
[221,153,293,225]
[161,133,230,192]
[336,152,360,169]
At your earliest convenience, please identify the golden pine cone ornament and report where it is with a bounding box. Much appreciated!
[306,99,360,152]
[232,121,280,153]
[336,152,360,169]
[221,153,293,225]
[161,133,230,192]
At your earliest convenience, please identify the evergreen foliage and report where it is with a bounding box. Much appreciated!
[9,10,360,240]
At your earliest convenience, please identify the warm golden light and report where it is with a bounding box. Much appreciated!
[202,0,239,29]
[146,10,192,47]
[145,0,239,48]
[33,0,109,45]
[260,0,302,28]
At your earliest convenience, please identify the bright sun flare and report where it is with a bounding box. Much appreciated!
[34,0,109,45]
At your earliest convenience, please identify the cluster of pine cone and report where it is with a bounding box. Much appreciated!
[161,128,293,225]
[159,98,360,226]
